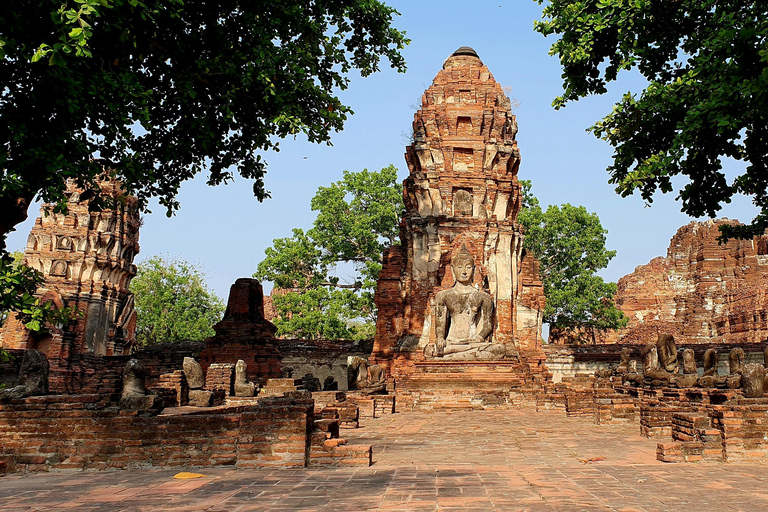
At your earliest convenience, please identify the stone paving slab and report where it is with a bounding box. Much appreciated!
[2,408,768,510]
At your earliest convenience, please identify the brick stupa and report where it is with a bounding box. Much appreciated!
[198,278,282,386]
[371,48,549,401]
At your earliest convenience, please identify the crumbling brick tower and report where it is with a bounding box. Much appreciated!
[372,47,546,377]
[0,177,140,360]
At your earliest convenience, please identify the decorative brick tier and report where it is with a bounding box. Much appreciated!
[393,359,550,411]
[1,177,141,357]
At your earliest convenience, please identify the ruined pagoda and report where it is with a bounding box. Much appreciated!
[0,178,141,361]
[371,47,548,398]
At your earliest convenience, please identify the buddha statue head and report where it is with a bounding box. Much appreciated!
[451,244,475,286]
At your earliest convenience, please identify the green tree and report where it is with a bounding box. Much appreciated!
[255,166,402,340]
[130,255,225,345]
[0,251,26,327]
[519,181,626,342]
[0,251,76,334]
[535,0,768,240]
[0,0,407,337]
[0,0,408,245]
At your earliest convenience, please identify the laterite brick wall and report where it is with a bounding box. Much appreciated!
[0,394,313,473]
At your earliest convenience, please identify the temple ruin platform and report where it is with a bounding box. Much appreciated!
[3,407,768,511]
[391,358,551,411]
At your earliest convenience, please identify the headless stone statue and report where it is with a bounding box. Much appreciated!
[119,359,163,412]
[764,347,768,392]
[233,360,256,397]
[729,347,745,374]
[616,347,630,374]
[0,349,49,400]
[183,357,214,407]
[624,356,642,386]
[702,348,718,377]
[672,348,699,388]
[424,245,505,361]
[301,373,321,392]
[656,334,678,373]
[698,348,722,388]
[347,356,386,394]
[682,349,696,374]
[727,348,745,389]
[362,364,386,395]
[742,363,765,398]
[641,343,658,376]
[323,376,339,391]
[642,343,671,386]
[347,356,369,390]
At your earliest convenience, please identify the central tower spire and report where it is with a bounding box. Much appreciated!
[372,47,545,371]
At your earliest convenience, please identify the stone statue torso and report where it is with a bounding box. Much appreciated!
[436,286,491,343]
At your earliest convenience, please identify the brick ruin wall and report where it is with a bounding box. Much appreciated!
[592,385,768,464]
[0,395,316,472]
[551,219,768,346]
[536,342,768,464]
[545,341,768,381]
[277,339,371,391]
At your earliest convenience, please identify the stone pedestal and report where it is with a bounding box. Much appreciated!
[394,358,550,411]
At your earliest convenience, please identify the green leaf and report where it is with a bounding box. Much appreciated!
[49,50,66,67]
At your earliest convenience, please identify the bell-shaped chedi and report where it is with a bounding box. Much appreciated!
[0,177,140,360]
[372,47,545,371]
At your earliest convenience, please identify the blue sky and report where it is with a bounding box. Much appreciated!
[6,1,759,300]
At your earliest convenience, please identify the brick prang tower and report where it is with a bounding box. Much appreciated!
[0,177,140,360]
[372,47,546,376]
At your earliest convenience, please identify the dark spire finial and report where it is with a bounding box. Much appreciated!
[452,46,479,58]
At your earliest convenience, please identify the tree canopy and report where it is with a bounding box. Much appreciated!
[130,255,225,345]
[535,0,768,239]
[519,181,626,341]
[0,0,407,334]
[255,166,402,340]
[0,0,408,248]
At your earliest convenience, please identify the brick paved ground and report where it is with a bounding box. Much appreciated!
[2,408,768,511]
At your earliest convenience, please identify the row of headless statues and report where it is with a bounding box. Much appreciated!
[612,334,768,398]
